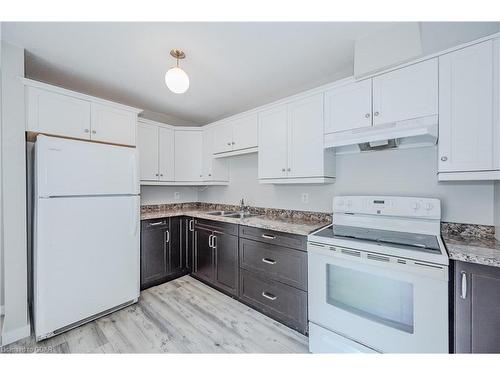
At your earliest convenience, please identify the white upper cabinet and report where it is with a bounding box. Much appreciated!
[158,127,175,182]
[212,113,258,156]
[137,123,159,181]
[24,79,141,146]
[174,130,203,182]
[287,94,325,178]
[372,58,438,125]
[324,58,438,136]
[258,105,288,180]
[213,122,233,154]
[438,40,498,179]
[27,86,92,140]
[258,94,335,183]
[202,128,229,183]
[231,114,259,151]
[90,103,137,146]
[324,79,372,134]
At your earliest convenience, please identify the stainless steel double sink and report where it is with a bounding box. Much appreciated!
[206,210,259,219]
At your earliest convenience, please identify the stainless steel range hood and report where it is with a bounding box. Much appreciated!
[324,115,438,154]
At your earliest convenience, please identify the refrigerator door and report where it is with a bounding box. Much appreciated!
[36,135,139,197]
[34,195,140,339]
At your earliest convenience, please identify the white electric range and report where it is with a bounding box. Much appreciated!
[307,196,449,353]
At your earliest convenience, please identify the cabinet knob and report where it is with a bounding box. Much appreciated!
[155,173,159,177]
[365,113,370,119]
[281,168,286,172]
[160,174,163,177]
[84,129,90,133]
[287,168,291,172]
[200,174,202,177]
[441,156,448,162]
[227,142,231,146]
[232,141,235,145]
[208,174,212,176]
[374,111,379,117]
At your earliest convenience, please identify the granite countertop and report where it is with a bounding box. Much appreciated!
[141,209,330,236]
[443,234,500,268]
[442,226,500,268]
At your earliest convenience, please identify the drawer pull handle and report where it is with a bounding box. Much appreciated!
[262,291,277,301]
[461,271,467,299]
[262,258,276,265]
[261,234,276,240]
[149,221,166,226]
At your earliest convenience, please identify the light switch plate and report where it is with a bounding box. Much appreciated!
[301,193,309,204]
[174,192,180,200]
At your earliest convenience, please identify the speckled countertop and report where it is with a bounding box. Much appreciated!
[441,223,500,268]
[141,203,331,236]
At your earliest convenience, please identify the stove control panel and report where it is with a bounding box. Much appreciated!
[333,196,441,219]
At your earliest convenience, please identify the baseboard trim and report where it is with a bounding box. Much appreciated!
[1,323,31,346]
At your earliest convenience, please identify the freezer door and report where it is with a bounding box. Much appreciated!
[34,195,140,339]
[36,135,139,197]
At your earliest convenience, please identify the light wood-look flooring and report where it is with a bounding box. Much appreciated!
[1,276,309,353]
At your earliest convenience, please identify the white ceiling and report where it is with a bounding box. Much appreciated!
[3,22,499,125]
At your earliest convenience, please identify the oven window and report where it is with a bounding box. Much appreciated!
[326,264,414,333]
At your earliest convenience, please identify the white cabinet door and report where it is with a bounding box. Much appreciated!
[324,79,372,134]
[232,113,258,151]
[137,124,159,181]
[91,103,137,146]
[372,58,438,126]
[213,122,233,154]
[202,128,229,182]
[175,130,203,182]
[27,87,91,140]
[438,40,494,173]
[158,127,175,182]
[258,105,288,179]
[287,94,325,178]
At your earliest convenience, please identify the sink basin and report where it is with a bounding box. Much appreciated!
[223,212,259,219]
[207,210,238,216]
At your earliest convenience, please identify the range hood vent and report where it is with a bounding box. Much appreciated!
[324,115,438,155]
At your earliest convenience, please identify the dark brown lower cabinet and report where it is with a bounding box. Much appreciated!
[454,260,500,353]
[193,219,239,296]
[140,217,187,290]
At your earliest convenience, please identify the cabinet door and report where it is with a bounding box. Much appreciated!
[439,41,494,173]
[372,58,438,126]
[174,130,203,181]
[158,127,175,181]
[324,79,372,134]
[232,113,258,151]
[455,261,500,353]
[213,232,238,295]
[202,128,229,182]
[27,87,91,140]
[213,122,233,154]
[91,103,137,146]
[168,217,183,275]
[287,94,325,178]
[137,124,159,181]
[258,105,288,179]
[141,223,168,288]
[194,226,214,282]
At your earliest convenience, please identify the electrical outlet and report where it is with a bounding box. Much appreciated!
[174,192,180,200]
[301,193,309,204]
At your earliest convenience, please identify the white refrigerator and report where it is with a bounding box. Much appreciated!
[33,135,140,341]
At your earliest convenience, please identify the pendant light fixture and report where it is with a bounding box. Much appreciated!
[165,49,190,94]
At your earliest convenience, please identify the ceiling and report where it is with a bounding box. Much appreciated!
[3,22,500,125]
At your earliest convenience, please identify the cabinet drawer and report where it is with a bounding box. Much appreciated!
[195,218,238,236]
[141,218,169,231]
[239,238,307,290]
[239,269,307,333]
[239,225,306,251]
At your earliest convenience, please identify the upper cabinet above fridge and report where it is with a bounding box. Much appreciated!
[23,78,142,147]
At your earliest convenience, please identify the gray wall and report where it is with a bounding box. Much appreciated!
[197,146,494,225]
[1,41,29,344]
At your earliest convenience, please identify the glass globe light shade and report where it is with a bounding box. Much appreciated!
[165,66,190,94]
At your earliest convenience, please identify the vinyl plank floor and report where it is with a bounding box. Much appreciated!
[1,276,309,354]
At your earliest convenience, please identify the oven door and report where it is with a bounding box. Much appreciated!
[308,243,449,353]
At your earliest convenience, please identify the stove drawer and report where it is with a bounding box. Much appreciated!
[239,269,307,334]
[239,238,307,290]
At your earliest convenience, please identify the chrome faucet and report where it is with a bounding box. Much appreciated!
[239,198,245,211]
